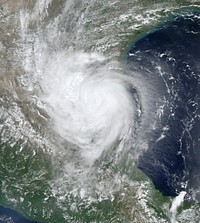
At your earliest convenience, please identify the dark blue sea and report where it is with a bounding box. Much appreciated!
[128,9,200,199]
[0,206,41,223]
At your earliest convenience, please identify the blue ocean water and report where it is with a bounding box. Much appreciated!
[128,10,200,198]
[0,206,42,223]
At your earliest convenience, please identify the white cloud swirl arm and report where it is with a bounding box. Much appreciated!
[40,52,135,163]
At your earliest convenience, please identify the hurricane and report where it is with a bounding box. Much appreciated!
[1,0,200,223]
[40,51,136,163]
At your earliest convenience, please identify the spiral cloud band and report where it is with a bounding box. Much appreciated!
[40,52,135,163]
